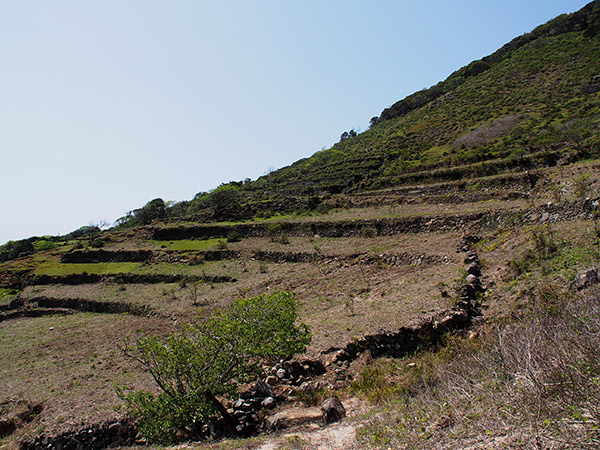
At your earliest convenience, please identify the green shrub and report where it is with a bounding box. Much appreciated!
[266,222,283,238]
[574,174,591,199]
[65,225,100,240]
[32,239,57,252]
[509,226,561,277]
[226,231,241,243]
[0,239,34,262]
[118,291,311,444]
[90,238,105,248]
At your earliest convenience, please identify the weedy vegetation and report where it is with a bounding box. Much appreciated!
[117,291,311,444]
[2,3,600,448]
[355,287,600,449]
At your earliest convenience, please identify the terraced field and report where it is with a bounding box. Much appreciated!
[2,153,599,449]
[1,3,600,448]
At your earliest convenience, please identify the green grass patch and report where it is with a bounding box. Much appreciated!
[216,213,298,225]
[422,144,450,158]
[544,244,599,279]
[0,287,19,297]
[507,225,599,280]
[32,239,57,252]
[34,261,144,276]
[32,259,227,277]
[0,288,19,305]
[151,238,225,251]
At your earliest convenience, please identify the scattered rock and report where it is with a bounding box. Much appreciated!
[459,284,477,301]
[265,413,283,432]
[261,397,276,409]
[0,418,16,438]
[465,274,479,285]
[299,381,311,392]
[425,415,453,433]
[570,268,599,291]
[21,419,138,450]
[466,262,481,276]
[321,398,346,424]
[16,403,43,423]
[464,250,479,264]
[229,380,282,436]
[254,380,275,398]
[459,235,481,252]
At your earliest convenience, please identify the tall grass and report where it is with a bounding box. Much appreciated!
[356,286,600,449]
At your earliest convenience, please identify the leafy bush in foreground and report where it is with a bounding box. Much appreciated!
[118,291,311,444]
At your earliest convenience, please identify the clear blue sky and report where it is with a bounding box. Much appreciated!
[0,0,590,244]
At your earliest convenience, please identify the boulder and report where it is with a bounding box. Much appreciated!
[254,380,274,398]
[459,284,477,301]
[0,418,16,437]
[466,262,481,276]
[264,413,284,431]
[465,274,479,285]
[299,381,311,392]
[321,398,346,424]
[261,397,276,409]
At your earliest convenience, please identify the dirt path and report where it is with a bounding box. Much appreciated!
[257,422,358,450]
[255,398,364,450]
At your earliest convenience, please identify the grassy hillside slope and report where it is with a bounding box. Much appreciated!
[1,2,600,449]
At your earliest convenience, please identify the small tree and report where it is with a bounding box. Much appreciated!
[340,129,357,142]
[206,184,242,219]
[0,239,34,262]
[135,198,167,225]
[118,291,311,444]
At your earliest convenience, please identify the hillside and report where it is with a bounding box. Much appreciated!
[1,2,600,449]
[106,0,600,225]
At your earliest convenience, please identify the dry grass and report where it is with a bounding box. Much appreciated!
[453,115,524,149]
[19,231,463,350]
[0,230,463,446]
[0,313,171,443]
[2,160,599,448]
[533,162,600,204]
[354,286,600,449]
[281,198,530,223]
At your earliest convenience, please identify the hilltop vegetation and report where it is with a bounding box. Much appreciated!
[1,2,600,449]
[104,0,600,226]
[2,2,599,251]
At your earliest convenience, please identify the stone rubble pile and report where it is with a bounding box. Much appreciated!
[229,380,284,436]
[456,235,485,316]
[21,420,139,450]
